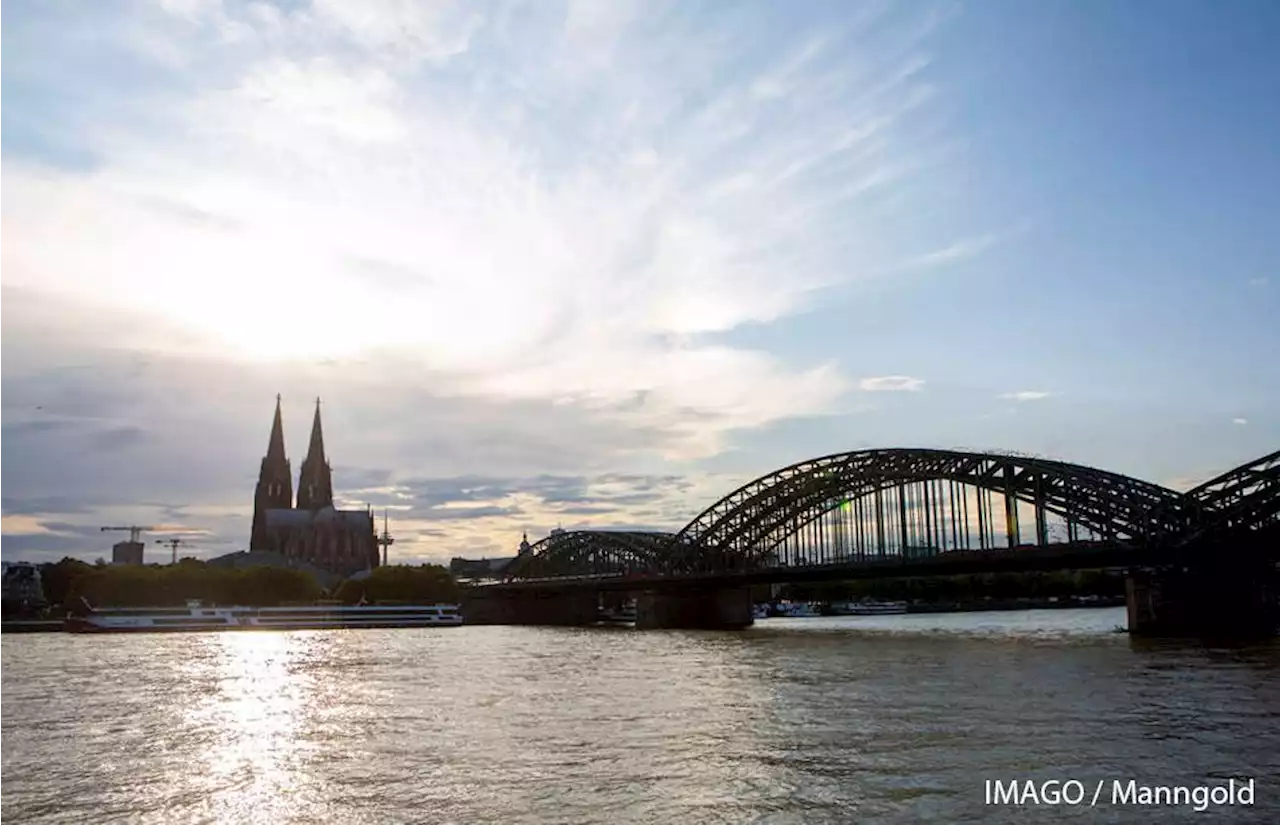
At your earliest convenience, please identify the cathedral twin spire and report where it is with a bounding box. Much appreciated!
[257,395,333,513]
[297,397,334,511]
[266,394,288,461]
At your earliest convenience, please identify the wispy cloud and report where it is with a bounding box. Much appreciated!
[859,376,925,392]
[1247,277,1269,288]
[13,0,1141,563]
[901,233,1000,269]
[999,391,1054,402]
[1232,417,1249,425]
[2,0,961,467]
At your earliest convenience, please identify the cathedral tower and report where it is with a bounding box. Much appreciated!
[250,395,294,551]
[297,397,335,511]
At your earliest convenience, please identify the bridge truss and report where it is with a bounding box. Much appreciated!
[1186,449,1280,536]
[502,448,1278,581]
[506,531,676,579]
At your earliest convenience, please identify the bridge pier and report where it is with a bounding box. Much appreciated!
[600,591,631,612]
[634,586,754,630]
[1126,560,1278,641]
[462,589,599,627]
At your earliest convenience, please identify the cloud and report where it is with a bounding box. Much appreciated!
[343,470,706,539]
[1160,475,1208,493]
[1232,418,1248,425]
[1,294,748,561]
[1,515,61,536]
[415,504,525,523]
[858,376,924,392]
[999,391,1054,402]
[0,0,994,562]
[0,0,964,462]
[1,496,100,517]
[1247,277,1269,288]
[88,425,150,452]
[900,233,999,268]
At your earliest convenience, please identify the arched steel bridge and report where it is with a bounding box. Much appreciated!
[503,448,1279,582]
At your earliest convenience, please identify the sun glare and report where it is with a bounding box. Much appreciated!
[185,632,318,822]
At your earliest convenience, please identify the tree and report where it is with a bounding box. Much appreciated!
[65,561,323,608]
[334,564,460,604]
[39,557,95,607]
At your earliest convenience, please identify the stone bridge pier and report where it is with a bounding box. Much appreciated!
[1126,555,1278,640]
[634,586,754,630]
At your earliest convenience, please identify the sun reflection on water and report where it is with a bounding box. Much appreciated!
[185,632,319,823]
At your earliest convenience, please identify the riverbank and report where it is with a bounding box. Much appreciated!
[1,619,65,634]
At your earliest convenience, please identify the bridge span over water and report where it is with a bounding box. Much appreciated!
[466,448,1279,639]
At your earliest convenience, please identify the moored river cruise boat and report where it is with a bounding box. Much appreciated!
[830,600,909,615]
[65,600,464,633]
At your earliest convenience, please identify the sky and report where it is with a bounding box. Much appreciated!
[3,0,1278,566]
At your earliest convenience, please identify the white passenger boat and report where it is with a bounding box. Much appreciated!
[830,600,909,615]
[65,600,464,633]
[772,601,821,618]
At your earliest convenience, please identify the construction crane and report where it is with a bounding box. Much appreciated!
[155,537,196,565]
[101,526,155,543]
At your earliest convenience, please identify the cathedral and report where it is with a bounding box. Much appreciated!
[250,396,380,577]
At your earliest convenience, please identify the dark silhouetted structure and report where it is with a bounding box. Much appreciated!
[1,562,46,613]
[101,526,153,564]
[249,396,379,577]
[471,448,1279,638]
[208,549,343,591]
[450,531,541,579]
[111,541,145,565]
[450,557,514,579]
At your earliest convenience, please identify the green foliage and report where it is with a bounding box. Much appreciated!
[333,564,460,605]
[38,557,96,607]
[65,561,322,609]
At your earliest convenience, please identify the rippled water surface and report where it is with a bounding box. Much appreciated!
[4,608,1278,824]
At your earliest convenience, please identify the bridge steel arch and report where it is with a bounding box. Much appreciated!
[497,448,1277,583]
[503,531,677,580]
[666,448,1198,574]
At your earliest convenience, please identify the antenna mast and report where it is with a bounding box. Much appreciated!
[377,509,395,566]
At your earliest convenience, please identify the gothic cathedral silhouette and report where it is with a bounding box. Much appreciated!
[250,396,379,576]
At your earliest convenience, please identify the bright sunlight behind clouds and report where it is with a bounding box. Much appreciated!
[5,0,1278,563]
[4,0,955,457]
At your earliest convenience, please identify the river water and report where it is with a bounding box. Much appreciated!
[3,607,1277,824]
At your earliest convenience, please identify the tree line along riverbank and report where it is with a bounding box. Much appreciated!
[5,557,461,616]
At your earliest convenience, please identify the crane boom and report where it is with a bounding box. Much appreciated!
[100,525,156,543]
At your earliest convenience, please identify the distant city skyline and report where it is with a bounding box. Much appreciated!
[3,0,1278,565]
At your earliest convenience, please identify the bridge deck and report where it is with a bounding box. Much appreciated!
[476,541,1184,594]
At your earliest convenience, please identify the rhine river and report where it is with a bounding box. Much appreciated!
[3,607,1278,824]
